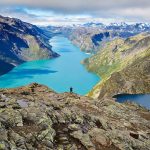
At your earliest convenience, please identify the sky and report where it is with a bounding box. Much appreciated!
[0,0,150,26]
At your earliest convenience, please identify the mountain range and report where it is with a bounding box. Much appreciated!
[70,22,150,53]
[83,22,150,32]
[45,22,150,53]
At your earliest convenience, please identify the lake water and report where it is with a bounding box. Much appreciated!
[0,36,100,95]
[114,94,150,109]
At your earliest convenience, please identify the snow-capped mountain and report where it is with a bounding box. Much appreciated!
[83,22,106,28]
[82,22,150,33]
[107,22,150,32]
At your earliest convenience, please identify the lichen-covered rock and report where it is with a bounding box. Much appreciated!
[89,128,110,147]
[70,130,94,149]
[0,83,150,150]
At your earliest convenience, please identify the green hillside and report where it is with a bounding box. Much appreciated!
[84,33,150,98]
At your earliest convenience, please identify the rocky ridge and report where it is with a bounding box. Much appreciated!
[0,83,150,150]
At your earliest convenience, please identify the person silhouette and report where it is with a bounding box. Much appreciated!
[70,87,73,93]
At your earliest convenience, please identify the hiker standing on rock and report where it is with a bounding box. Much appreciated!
[70,87,73,93]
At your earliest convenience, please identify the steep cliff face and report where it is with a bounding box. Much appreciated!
[0,15,59,75]
[84,33,150,98]
[65,22,150,53]
[0,60,15,75]
[0,83,150,150]
[69,27,113,53]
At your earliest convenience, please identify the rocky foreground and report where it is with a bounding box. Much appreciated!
[0,83,150,150]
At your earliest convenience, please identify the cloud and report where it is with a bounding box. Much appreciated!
[0,0,149,14]
[0,0,149,25]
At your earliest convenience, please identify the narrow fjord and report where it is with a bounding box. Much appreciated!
[0,36,100,95]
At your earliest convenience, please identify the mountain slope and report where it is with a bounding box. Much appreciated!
[0,15,59,75]
[84,33,150,98]
[0,60,14,75]
[0,83,149,149]
[59,22,150,53]
[69,27,112,53]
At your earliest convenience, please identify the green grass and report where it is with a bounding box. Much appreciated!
[21,35,51,61]
[84,33,150,98]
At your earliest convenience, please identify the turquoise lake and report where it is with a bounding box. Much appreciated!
[0,36,100,95]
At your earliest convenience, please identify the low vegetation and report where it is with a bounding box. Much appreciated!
[84,33,150,98]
